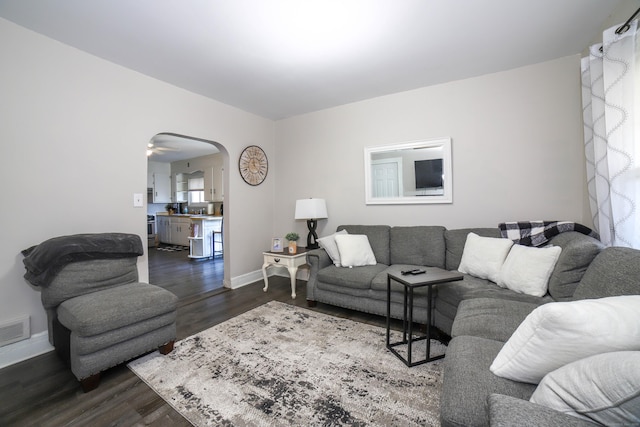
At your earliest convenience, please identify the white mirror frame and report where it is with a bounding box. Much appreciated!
[364,138,452,205]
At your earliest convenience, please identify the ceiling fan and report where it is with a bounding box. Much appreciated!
[146,135,219,163]
[146,142,179,157]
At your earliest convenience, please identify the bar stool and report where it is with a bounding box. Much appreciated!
[213,219,223,257]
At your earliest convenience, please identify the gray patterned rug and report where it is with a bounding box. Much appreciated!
[128,301,445,426]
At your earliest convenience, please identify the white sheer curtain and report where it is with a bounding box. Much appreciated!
[581,18,639,248]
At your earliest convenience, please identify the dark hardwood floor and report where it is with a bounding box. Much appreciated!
[148,245,226,303]
[0,247,391,426]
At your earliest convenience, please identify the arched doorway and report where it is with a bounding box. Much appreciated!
[146,133,230,299]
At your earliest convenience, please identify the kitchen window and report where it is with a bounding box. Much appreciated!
[188,176,205,204]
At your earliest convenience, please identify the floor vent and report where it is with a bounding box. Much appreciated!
[0,316,30,348]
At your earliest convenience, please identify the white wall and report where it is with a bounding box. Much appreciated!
[274,55,587,240]
[0,18,275,361]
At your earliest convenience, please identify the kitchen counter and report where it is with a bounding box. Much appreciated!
[189,215,223,220]
[156,212,223,220]
[155,213,222,247]
[188,216,223,259]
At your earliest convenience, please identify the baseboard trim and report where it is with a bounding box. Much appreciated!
[229,269,264,289]
[230,266,309,290]
[0,331,54,370]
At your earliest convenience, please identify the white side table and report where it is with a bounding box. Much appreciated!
[262,249,308,299]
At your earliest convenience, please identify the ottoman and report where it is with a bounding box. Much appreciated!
[55,282,178,391]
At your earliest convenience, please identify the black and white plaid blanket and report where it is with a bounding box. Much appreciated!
[498,221,600,247]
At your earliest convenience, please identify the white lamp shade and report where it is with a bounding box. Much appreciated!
[295,198,328,219]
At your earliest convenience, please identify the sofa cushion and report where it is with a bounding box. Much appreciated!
[436,275,551,312]
[434,275,553,335]
[497,244,562,297]
[573,247,640,300]
[488,394,597,427]
[441,336,536,427]
[434,280,552,337]
[546,231,604,301]
[530,351,640,426]
[314,281,376,298]
[57,282,178,336]
[334,234,377,267]
[389,226,446,268]
[337,225,390,265]
[451,298,542,342]
[490,295,640,384]
[458,232,513,282]
[444,227,501,271]
[317,264,387,290]
[72,311,177,355]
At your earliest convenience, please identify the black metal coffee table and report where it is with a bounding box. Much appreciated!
[386,268,463,367]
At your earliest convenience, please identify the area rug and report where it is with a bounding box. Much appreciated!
[128,301,445,426]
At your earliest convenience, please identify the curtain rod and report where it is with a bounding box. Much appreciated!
[597,6,640,52]
[616,6,640,34]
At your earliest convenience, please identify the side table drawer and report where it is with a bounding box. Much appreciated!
[264,254,286,265]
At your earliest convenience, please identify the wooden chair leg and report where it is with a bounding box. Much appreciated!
[80,373,101,393]
[159,340,175,355]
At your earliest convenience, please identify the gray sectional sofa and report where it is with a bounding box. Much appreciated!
[306,225,603,336]
[306,225,640,426]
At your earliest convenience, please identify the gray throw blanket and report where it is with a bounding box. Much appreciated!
[498,221,600,247]
[22,233,143,287]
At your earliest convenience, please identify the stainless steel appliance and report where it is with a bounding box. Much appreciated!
[147,215,156,247]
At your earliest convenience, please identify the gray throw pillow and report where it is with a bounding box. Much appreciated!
[530,351,640,425]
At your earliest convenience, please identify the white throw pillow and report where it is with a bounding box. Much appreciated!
[458,233,513,282]
[317,230,348,267]
[490,295,640,384]
[497,244,562,297]
[334,234,377,268]
[530,351,640,425]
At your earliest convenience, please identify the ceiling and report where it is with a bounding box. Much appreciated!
[147,134,219,163]
[0,1,626,120]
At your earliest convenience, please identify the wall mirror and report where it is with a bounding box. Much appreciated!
[364,138,452,204]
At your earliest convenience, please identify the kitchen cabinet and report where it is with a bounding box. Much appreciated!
[175,173,188,203]
[157,215,190,246]
[203,168,214,202]
[157,216,171,244]
[204,167,224,202]
[152,173,171,203]
[171,217,191,246]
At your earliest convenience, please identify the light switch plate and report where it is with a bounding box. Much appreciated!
[133,193,144,207]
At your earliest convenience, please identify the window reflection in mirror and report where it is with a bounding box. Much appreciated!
[364,138,452,204]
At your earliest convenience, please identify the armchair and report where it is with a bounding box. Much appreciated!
[22,233,178,392]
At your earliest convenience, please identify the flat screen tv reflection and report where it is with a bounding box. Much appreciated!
[415,159,443,189]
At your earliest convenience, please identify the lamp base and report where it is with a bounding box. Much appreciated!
[306,219,319,249]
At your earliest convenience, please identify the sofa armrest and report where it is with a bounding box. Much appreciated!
[306,248,331,301]
[488,394,598,427]
[306,248,331,270]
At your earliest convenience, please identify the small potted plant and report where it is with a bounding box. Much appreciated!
[285,232,300,254]
[165,204,175,215]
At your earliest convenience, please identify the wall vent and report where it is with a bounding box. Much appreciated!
[0,316,30,348]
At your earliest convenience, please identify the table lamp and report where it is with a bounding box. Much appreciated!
[294,198,328,249]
